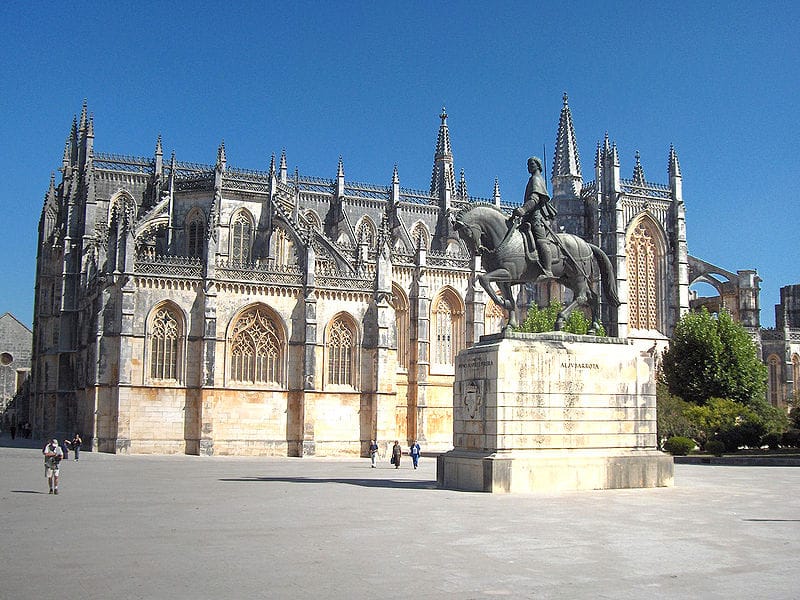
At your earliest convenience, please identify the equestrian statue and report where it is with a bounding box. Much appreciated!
[452,156,620,334]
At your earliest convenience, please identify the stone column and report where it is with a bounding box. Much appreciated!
[199,282,217,456]
[409,243,430,442]
[465,254,486,347]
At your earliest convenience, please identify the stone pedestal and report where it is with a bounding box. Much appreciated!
[437,331,673,493]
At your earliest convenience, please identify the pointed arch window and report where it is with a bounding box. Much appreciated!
[149,306,182,381]
[432,289,464,367]
[231,211,253,264]
[327,316,357,387]
[767,355,781,407]
[391,284,410,371]
[186,213,205,258]
[627,218,664,332]
[411,222,430,250]
[485,300,505,335]
[270,226,296,266]
[793,354,800,401]
[356,217,376,247]
[229,306,284,386]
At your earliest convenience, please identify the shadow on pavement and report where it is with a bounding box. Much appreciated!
[219,476,438,490]
[11,490,47,494]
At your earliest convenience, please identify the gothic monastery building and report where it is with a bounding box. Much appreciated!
[29,96,788,455]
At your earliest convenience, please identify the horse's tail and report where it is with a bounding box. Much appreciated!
[590,244,621,307]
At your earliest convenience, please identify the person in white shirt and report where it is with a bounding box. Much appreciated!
[43,439,63,495]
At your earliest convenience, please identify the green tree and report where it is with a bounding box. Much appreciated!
[515,300,605,336]
[655,380,696,443]
[684,397,756,448]
[662,308,766,407]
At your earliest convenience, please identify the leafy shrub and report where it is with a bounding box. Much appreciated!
[705,440,726,456]
[515,300,605,336]
[663,436,695,456]
[717,427,744,452]
[762,432,781,450]
[781,429,800,448]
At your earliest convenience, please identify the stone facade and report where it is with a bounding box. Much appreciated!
[29,97,703,455]
[0,312,32,427]
[539,95,689,352]
[761,284,800,409]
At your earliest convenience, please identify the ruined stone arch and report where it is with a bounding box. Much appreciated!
[225,303,287,387]
[625,212,668,333]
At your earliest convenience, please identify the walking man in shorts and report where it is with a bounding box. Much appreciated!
[43,438,63,495]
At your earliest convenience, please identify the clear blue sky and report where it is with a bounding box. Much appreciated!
[1,1,798,328]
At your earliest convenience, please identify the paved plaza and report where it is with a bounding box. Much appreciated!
[1,440,799,600]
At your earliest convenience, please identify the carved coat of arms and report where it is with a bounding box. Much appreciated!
[463,381,483,420]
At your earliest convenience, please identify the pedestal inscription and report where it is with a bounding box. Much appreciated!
[438,331,674,493]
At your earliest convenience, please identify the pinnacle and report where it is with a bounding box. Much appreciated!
[552,92,581,179]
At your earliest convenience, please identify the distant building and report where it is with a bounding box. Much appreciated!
[761,285,800,409]
[0,312,32,428]
[30,97,770,455]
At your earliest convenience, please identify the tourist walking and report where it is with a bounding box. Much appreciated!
[62,439,71,460]
[391,440,402,469]
[410,440,421,469]
[43,439,63,494]
[369,439,379,468]
[71,433,82,460]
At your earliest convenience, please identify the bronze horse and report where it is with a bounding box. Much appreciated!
[452,204,620,333]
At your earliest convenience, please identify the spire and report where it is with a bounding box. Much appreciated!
[216,140,226,168]
[336,157,345,196]
[392,164,399,185]
[610,142,619,166]
[669,144,683,202]
[552,92,582,179]
[632,150,645,186]
[493,178,501,206]
[154,135,163,178]
[79,100,88,133]
[594,141,602,169]
[279,148,287,183]
[668,144,682,178]
[268,153,276,177]
[168,151,176,192]
[457,169,468,200]
[429,107,456,202]
[61,137,71,173]
[70,115,79,165]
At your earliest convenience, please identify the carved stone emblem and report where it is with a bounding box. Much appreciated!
[463,381,483,420]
